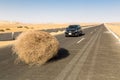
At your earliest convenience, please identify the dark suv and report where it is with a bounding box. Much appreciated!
[65,25,83,37]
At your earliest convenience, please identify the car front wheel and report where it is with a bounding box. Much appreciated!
[65,34,69,37]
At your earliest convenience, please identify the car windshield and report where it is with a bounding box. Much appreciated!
[68,25,78,29]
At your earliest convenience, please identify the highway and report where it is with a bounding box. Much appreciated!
[0,24,120,80]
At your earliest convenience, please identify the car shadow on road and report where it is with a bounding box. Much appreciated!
[81,33,85,36]
[66,33,85,37]
[48,48,70,62]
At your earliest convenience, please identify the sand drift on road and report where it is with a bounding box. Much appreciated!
[12,30,59,65]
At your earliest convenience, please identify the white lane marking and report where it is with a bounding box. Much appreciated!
[77,38,85,44]
[105,26,120,42]
[91,31,93,34]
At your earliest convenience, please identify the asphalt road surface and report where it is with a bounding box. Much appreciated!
[0,24,120,80]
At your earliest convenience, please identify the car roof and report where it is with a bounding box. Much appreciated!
[69,25,80,26]
[68,25,80,28]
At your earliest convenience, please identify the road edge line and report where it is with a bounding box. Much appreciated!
[105,25,120,42]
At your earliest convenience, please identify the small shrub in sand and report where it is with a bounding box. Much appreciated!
[12,30,59,65]
[6,28,11,30]
[24,26,29,29]
[17,26,23,28]
[0,29,5,32]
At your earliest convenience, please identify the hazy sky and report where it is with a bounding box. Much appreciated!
[0,0,120,23]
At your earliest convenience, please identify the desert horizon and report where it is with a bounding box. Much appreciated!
[0,21,120,48]
[0,20,120,36]
[0,20,101,33]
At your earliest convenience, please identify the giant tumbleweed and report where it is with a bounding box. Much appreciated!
[12,30,59,65]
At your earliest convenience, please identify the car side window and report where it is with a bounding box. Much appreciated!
[78,26,80,30]
[79,26,81,29]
